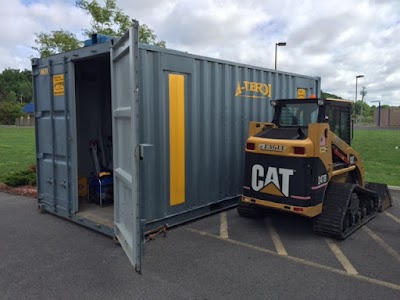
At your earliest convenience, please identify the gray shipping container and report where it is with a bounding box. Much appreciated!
[32,21,320,271]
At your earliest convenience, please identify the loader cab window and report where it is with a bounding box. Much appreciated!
[278,102,319,127]
[327,104,351,145]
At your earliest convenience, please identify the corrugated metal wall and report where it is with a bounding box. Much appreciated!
[137,45,320,228]
[33,39,320,233]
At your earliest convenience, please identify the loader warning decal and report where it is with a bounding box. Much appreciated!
[235,81,272,98]
[53,74,65,96]
[251,165,294,197]
[297,88,307,99]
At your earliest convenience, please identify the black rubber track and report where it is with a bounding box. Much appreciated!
[313,182,379,240]
[237,201,264,218]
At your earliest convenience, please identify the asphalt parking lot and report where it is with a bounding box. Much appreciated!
[1,191,400,299]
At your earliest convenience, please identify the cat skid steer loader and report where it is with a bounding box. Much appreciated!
[238,98,393,239]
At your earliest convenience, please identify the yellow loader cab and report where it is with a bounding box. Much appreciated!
[239,98,393,239]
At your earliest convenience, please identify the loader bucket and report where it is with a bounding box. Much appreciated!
[365,182,393,212]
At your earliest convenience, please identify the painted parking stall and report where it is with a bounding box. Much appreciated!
[186,190,400,291]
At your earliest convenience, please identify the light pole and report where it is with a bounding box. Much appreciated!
[274,42,286,70]
[355,75,364,120]
[371,100,381,126]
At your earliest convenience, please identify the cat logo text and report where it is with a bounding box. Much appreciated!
[251,165,294,197]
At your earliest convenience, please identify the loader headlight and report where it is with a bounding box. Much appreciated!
[270,100,277,107]
[318,99,324,106]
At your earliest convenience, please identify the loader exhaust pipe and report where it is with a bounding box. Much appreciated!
[365,182,393,212]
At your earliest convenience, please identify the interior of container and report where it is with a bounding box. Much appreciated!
[74,53,114,228]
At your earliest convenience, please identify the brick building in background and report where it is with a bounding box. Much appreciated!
[375,107,400,126]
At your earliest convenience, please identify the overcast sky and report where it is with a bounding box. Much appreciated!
[0,0,399,105]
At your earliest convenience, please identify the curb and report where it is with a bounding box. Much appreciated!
[388,186,400,192]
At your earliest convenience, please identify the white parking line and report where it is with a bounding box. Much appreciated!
[266,218,287,256]
[325,238,358,275]
[186,227,400,291]
[363,226,400,263]
[220,212,229,239]
[384,211,400,225]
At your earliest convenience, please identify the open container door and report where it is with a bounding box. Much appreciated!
[110,21,142,272]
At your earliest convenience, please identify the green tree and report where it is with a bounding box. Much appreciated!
[0,69,32,103]
[353,100,363,115]
[32,0,166,58]
[5,91,17,102]
[138,24,166,47]
[18,81,32,102]
[0,101,24,125]
[32,30,83,58]
[353,100,374,121]
[77,0,166,47]
[321,91,342,99]
[76,0,132,37]
[364,103,373,118]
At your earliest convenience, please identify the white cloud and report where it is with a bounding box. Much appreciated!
[0,0,89,69]
[0,0,399,105]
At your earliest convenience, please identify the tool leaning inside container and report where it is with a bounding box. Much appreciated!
[88,140,113,206]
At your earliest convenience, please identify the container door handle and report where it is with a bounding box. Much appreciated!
[139,144,154,160]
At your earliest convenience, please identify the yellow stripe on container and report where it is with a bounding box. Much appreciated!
[169,74,185,206]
